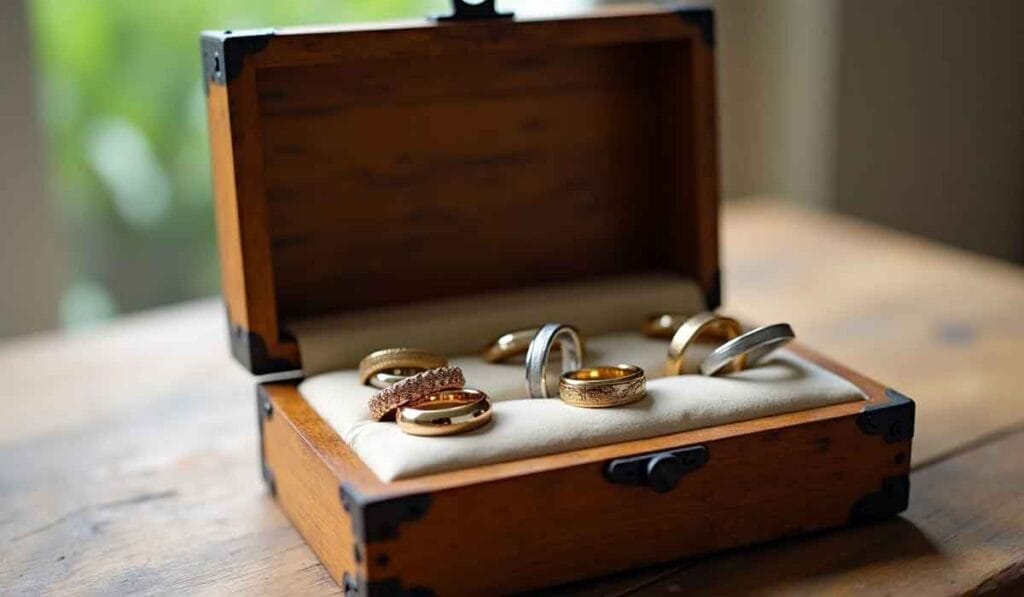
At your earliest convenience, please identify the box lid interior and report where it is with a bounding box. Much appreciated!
[203,4,719,374]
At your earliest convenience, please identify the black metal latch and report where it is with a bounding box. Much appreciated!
[604,445,708,493]
[435,0,513,22]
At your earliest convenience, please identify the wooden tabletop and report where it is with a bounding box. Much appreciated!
[2,199,1023,595]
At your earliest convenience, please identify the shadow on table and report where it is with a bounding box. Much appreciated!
[535,516,940,596]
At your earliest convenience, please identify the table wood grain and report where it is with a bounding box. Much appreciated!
[2,199,1022,595]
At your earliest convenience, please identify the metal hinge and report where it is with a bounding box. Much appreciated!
[434,0,513,22]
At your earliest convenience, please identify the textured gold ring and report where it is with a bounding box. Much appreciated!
[397,389,493,436]
[559,364,647,408]
[358,348,448,385]
[367,366,465,420]
[483,327,583,363]
[666,312,744,375]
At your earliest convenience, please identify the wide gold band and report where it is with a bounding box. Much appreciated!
[358,348,448,385]
[558,364,647,408]
[397,389,493,436]
[666,312,744,375]
[367,366,465,420]
[483,327,584,363]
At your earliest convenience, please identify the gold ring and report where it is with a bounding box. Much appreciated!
[367,366,465,420]
[358,348,448,385]
[666,312,744,375]
[558,364,647,408]
[367,368,423,389]
[483,328,584,363]
[397,389,493,436]
[642,313,692,338]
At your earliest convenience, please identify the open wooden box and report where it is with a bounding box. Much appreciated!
[202,3,914,594]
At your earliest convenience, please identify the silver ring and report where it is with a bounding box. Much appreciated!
[699,323,795,376]
[525,323,583,398]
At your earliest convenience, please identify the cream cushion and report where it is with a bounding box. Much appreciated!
[293,275,864,481]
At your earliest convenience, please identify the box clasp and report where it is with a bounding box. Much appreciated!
[434,0,513,22]
[605,445,708,493]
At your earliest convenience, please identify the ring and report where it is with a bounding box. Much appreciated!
[666,312,744,375]
[559,364,646,408]
[700,323,795,376]
[483,327,583,363]
[367,368,422,389]
[525,323,584,398]
[641,313,692,339]
[396,389,493,436]
[367,366,465,420]
[358,348,448,385]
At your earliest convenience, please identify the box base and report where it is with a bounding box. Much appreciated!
[256,344,913,595]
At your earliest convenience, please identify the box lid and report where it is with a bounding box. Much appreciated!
[202,2,720,374]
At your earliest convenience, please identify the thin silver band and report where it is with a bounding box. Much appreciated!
[525,323,583,398]
[700,323,795,376]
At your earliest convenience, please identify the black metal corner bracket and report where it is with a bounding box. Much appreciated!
[226,310,299,375]
[850,474,910,524]
[434,0,513,22]
[340,484,432,543]
[200,28,274,92]
[256,385,276,496]
[858,388,916,443]
[605,445,708,493]
[674,6,715,48]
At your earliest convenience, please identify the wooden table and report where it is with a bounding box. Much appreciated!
[2,200,1022,595]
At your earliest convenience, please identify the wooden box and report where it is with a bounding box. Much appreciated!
[202,3,915,594]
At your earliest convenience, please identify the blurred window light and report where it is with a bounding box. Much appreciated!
[87,118,171,229]
[27,0,607,327]
[60,279,118,328]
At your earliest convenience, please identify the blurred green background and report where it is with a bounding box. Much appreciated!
[28,0,458,326]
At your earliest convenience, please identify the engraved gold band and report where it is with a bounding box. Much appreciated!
[666,312,744,376]
[367,366,465,420]
[397,389,493,436]
[483,327,583,363]
[358,348,448,385]
[558,364,647,408]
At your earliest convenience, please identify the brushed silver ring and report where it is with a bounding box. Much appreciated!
[700,323,795,376]
[525,323,583,398]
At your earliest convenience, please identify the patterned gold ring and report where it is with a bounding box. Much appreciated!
[367,366,465,420]
[358,348,448,386]
[558,364,647,408]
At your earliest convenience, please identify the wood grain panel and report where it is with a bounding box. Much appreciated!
[253,41,698,320]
